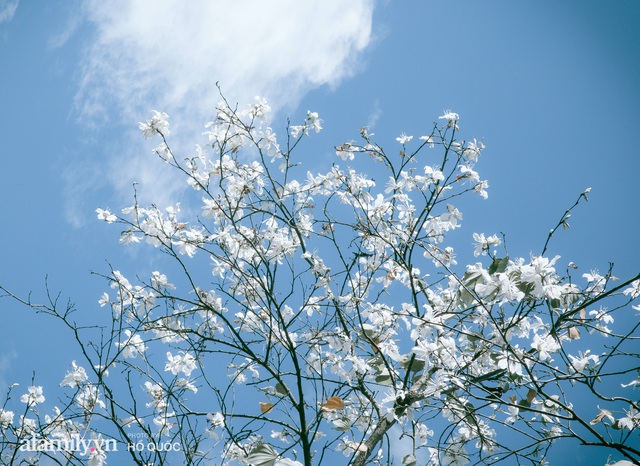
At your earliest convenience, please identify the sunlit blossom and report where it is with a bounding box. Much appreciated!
[20,386,45,405]
[165,351,197,376]
[115,330,147,359]
[567,350,600,373]
[0,409,14,430]
[95,208,117,223]
[139,110,170,139]
[623,279,640,299]
[396,133,413,144]
[439,110,460,130]
[472,232,501,257]
[60,361,89,388]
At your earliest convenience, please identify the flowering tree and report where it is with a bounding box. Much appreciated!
[2,93,640,466]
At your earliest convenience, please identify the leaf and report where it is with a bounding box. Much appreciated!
[402,454,417,466]
[460,270,480,287]
[321,396,345,412]
[590,408,613,425]
[357,444,368,453]
[332,418,351,431]
[370,338,381,353]
[367,353,383,367]
[349,442,368,453]
[517,281,535,295]
[260,402,274,413]
[361,323,377,339]
[568,326,580,340]
[488,256,509,275]
[402,357,425,373]
[274,459,304,466]
[375,374,393,386]
[518,399,531,409]
[526,389,537,403]
[246,443,278,466]
[275,382,288,396]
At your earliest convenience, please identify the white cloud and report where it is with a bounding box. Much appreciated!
[0,0,19,24]
[76,0,375,122]
[67,0,376,221]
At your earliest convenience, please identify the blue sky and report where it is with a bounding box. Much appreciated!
[1,1,639,464]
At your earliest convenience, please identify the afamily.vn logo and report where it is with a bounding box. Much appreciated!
[18,433,182,455]
[19,434,116,454]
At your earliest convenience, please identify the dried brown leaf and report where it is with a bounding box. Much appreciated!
[590,408,613,425]
[526,389,537,403]
[321,396,345,412]
[259,402,274,414]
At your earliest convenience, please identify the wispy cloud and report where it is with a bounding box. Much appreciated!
[77,0,375,123]
[367,98,383,129]
[0,0,19,24]
[66,0,376,222]
[0,350,17,395]
[48,4,83,49]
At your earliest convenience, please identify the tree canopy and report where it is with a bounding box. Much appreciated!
[2,95,639,466]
